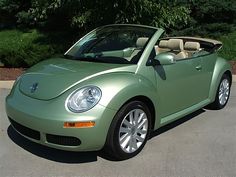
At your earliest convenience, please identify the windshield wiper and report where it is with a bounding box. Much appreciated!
[74,56,107,63]
[65,54,131,64]
[63,54,73,59]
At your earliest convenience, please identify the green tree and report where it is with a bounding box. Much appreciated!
[8,0,190,33]
[189,0,236,24]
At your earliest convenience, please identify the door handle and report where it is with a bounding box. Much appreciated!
[195,65,202,71]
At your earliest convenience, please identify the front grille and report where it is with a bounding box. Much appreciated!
[9,118,40,140]
[46,134,81,146]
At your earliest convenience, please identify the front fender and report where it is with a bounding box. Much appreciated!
[96,72,161,129]
[66,72,160,131]
[209,57,232,102]
[93,73,158,111]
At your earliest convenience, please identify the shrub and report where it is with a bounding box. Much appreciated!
[218,30,236,60]
[0,29,56,67]
[171,23,234,38]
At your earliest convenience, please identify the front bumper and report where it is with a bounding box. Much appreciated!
[5,85,117,151]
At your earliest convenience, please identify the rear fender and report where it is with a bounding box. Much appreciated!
[209,57,232,102]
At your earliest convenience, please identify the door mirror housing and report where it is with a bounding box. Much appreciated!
[154,52,176,65]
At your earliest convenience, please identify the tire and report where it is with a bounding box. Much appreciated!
[104,101,151,160]
[208,74,231,110]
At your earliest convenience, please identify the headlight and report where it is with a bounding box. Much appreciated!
[66,86,102,113]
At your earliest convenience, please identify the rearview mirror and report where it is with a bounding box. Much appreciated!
[154,53,175,65]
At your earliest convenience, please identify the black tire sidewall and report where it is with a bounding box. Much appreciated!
[215,74,231,109]
[106,101,152,160]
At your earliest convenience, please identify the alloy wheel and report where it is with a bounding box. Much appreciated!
[219,78,230,106]
[118,109,148,153]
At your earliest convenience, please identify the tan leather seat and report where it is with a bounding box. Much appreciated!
[126,37,148,61]
[167,39,188,59]
[155,40,169,54]
[184,42,200,57]
[136,37,148,48]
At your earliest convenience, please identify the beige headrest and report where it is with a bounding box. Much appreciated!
[184,42,200,51]
[136,37,148,48]
[167,39,184,51]
[159,40,168,48]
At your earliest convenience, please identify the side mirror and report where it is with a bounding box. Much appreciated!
[154,53,176,65]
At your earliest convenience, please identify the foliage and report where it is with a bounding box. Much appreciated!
[115,0,191,31]
[0,0,236,67]
[0,0,30,28]
[0,30,56,67]
[1,0,191,32]
[218,31,236,60]
[188,0,236,24]
[1,0,236,33]
[171,23,235,38]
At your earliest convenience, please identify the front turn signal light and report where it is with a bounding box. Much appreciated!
[64,121,95,128]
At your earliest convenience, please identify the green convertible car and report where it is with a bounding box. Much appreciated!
[6,24,232,160]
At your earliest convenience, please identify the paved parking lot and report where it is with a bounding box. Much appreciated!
[0,84,236,177]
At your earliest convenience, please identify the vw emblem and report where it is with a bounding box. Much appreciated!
[30,83,38,93]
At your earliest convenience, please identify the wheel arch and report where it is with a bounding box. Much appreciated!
[120,95,156,131]
[224,70,232,86]
[209,57,232,102]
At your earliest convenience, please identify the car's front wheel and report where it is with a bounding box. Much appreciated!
[104,101,151,160]
[208,74,231,110]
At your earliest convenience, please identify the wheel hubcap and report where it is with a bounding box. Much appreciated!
[219,79,230,106]
[119,109,148,153]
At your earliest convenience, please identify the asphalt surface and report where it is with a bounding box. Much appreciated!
[0,84,236,177]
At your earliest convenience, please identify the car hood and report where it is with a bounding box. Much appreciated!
[19,58,135,100]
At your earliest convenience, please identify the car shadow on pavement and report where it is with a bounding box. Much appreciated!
[7,109,205,163]
[149,108,205,139]
[7,125,101,163]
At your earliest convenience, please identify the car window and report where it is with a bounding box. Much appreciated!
[65,25,157,64]
[89,31,138,53]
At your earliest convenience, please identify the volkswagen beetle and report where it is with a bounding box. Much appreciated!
[6,24,232,160]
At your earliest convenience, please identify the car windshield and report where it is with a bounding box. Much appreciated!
[65,25,157,64]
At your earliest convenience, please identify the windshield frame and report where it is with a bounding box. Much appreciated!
[64,24,159,65]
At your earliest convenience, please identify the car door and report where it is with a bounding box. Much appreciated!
[196,53,217,99]
[154,57,207,119]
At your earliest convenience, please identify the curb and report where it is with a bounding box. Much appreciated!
[0,81,14,89]
[0,75,236,89]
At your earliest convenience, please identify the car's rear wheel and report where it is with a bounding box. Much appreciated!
[104,101,151,160]
[208,74,231,110]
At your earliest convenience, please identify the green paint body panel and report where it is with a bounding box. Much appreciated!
[5,24,232,151]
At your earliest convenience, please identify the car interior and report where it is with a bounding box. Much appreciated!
[154,38,209,60]
[82,37,150,63]
[80,36,218,63]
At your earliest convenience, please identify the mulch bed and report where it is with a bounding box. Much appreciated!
[229,61,236,75]
[1,61,236,80]
[0,68,25,80]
